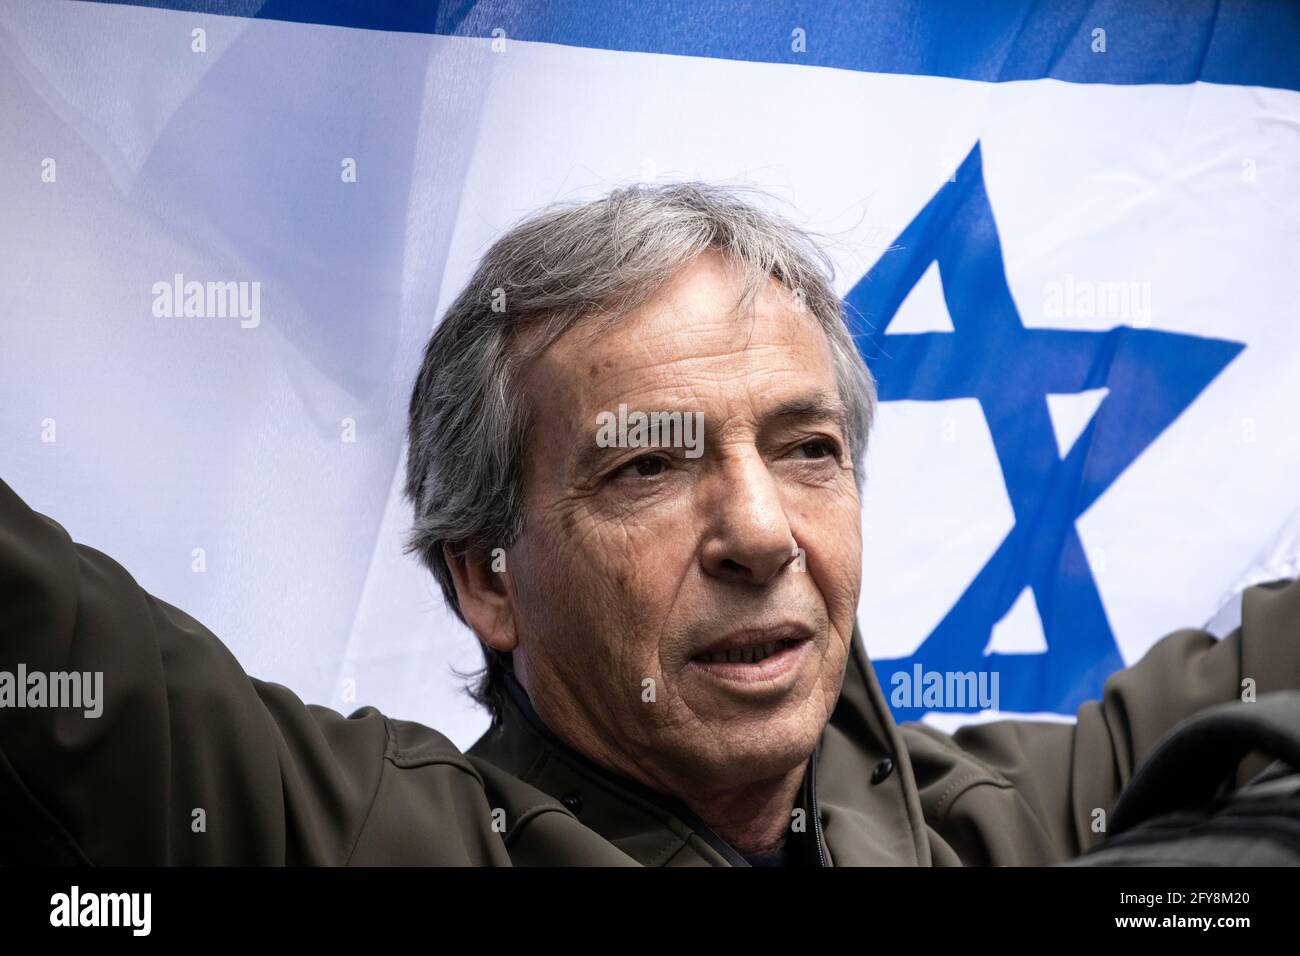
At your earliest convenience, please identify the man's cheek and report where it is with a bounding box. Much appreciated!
[803,519,860,577]
[587,519,668,594]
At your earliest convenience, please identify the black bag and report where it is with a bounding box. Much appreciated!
[1065,692,1300,866]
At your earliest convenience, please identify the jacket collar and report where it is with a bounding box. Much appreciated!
[467,626,931,866]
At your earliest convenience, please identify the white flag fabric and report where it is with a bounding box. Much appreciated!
[2,0,1299,747]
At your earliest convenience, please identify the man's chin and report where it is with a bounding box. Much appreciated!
[670,709,825,784]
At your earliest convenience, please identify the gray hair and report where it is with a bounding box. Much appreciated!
[404,181,876,725]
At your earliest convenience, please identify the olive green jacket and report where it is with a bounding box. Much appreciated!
[2,477,1297,866]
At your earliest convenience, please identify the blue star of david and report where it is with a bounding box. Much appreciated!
[847,142,1244,721]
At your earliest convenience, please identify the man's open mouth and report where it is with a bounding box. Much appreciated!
[687,628,813,687]
[687,624,815,685]
[692,638,803,665]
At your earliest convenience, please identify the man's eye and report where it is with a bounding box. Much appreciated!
[612,454,668,480]
[793,438,840,460]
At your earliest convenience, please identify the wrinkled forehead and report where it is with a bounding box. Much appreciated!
[519,254,837,419]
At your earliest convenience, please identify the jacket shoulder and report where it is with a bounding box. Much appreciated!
[899,718,1080,864]
[379,712,481,770]
[337,712,507,865]
[344,714,638,865]
[898,720,1019,812]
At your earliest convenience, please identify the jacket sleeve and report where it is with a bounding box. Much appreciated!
[0,477,471,864]
[903,578,1300,865]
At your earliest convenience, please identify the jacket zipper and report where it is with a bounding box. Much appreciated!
[810,745,828,867]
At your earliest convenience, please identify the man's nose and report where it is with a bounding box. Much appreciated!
[699,452,797,586]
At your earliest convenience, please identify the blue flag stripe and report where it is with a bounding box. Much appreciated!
[93,0,1300,94]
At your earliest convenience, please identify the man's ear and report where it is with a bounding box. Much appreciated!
[443,541,518,654]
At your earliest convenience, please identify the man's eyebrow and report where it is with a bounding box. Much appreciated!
[572,435,620,478]
[765,394,849,432]
[568,395,849,478]
[569,407,701,477]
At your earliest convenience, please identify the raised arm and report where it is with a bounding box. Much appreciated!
[901,581,1300,865]
[0,477,394,864]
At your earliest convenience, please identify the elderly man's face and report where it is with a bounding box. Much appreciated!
[500,250,862,794]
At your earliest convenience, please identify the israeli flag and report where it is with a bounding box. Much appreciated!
[2,0,1297,746]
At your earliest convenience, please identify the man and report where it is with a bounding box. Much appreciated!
[3,182,1298,865]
